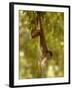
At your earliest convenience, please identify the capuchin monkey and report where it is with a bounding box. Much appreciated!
[31,12,52,77]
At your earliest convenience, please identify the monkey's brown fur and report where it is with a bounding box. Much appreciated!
[31,12,52,77]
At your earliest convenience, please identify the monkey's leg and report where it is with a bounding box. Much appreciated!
[38,57,47,78]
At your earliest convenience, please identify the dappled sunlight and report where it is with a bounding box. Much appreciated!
[47,65,56,77]
[20,51,24,57]
[19,11,64,79]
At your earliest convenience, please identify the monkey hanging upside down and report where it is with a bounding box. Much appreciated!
[31,12,52,77]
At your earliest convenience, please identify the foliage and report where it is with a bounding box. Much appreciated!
[19,10,64,79]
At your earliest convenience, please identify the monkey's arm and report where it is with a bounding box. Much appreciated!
[31,29,40,38]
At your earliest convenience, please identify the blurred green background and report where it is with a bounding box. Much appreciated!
[19,10,64,79]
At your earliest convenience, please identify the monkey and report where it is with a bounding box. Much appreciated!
[31,12,52,58]
[31,12,52,77]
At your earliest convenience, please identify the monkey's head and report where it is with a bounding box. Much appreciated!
[45,50,53,60]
